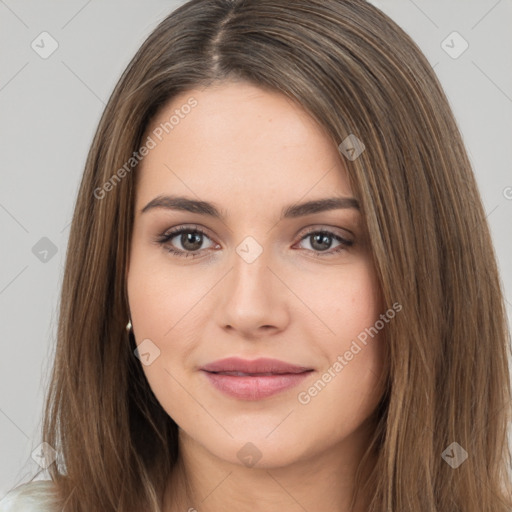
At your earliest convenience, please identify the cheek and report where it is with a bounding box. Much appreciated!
[293,259,385,416]
[126,247,208,413]
[127,244,207,338]
[295,257,382,343]
[332,261,385,381]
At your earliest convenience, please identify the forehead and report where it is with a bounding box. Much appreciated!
[135,81,353,206]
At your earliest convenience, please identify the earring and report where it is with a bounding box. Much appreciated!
[126,319,132,332]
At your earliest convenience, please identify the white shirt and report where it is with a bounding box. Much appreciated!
[0,480,59,512]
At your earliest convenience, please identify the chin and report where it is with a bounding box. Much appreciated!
[206,435,312,470]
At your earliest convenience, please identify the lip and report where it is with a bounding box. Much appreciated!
[200,357,313,374]
[200,357,314,400]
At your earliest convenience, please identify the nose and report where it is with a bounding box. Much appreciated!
[215,244,290,339]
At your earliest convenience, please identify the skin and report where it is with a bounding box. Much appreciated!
[126,80,387,512]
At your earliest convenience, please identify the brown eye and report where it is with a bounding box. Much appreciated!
[296,229,353,256]
[177,231,204,251]
[156,226,216,258]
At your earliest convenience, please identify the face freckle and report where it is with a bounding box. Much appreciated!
[126,80,386,473]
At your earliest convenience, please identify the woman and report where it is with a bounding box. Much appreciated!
[2,0,511,510]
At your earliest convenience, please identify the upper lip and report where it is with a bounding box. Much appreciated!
[200,357,313,374]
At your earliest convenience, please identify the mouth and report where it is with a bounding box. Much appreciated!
[201,367,314,400]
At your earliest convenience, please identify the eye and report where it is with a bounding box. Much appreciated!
[155,225,218,259]
[155,225,354,259]
[295,227,354,257]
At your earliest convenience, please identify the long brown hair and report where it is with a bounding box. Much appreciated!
[31,0,512,510]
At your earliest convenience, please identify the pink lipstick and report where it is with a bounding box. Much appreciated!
[200,357,314,400]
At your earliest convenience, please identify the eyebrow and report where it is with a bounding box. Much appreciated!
[140,194,360,220]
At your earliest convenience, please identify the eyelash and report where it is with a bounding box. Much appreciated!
[155,225,354,260]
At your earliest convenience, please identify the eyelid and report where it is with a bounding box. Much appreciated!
[160,223,213,240]
[297,224,354,241]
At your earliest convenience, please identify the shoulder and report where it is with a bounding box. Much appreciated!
[0,480,60,512]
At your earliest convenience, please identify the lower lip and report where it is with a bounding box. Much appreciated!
[201,370,313,400]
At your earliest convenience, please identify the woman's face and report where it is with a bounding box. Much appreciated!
[127,80,387,469]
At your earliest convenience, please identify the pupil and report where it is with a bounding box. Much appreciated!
[311,233,331,251]
[182,232,202,251]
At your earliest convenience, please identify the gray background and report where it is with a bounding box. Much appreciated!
[1,0,511,498]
